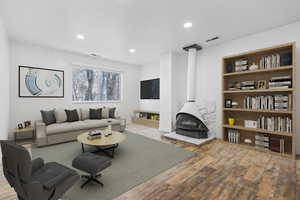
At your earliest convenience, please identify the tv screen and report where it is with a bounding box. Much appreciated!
[140,78,160,99]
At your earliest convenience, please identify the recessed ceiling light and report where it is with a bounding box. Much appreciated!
[129,48,136,53]
[76,34,85,40]
[183,22,193,29]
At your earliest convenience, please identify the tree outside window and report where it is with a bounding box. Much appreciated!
[72,68,121,102]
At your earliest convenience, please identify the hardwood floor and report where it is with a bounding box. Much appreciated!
[0,138,299,200]
[115,139,299,200]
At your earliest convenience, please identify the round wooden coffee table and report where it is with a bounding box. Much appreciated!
[77,129,126,158]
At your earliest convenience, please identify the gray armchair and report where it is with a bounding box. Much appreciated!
[0,140,79,200]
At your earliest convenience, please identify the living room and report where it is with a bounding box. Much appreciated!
[1,0,300,200]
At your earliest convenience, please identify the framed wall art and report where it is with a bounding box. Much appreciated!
[19,66,64,98]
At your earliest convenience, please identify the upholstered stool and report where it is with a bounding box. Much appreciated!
[72,152,112,188]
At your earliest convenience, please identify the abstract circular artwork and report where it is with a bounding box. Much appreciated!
[19,66,64,97]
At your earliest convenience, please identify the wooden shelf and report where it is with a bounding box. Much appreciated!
[224,108,293,114]
[222,42,296,159]
[223,125,292,137]
[224,88,293,94]
[133,110,159,114]
[224,65,293,77]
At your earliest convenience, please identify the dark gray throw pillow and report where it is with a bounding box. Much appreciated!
[40,109,56,126]
[65,109,79,122]
[90,108,102,119]
[109,107,116,118]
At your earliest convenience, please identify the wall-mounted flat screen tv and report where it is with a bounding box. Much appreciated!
[140,78,160,99]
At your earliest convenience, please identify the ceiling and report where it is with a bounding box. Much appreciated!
[1,0,300,65]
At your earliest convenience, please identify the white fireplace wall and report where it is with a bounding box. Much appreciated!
[159,52,187,132]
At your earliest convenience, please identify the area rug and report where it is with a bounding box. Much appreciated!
[31,131,194,200]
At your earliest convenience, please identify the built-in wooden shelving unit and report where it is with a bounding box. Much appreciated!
[132,110,160,128]
[222,42,296,159]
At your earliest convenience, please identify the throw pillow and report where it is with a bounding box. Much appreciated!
[54,109,67,123]
[65,109,79,122]
[80,108,89,120]
[102,107,109,119]
[90,108,102,119]
[40,109,56,126]
[109,107,116,118]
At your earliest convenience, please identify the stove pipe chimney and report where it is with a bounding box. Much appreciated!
[183,44,202,102]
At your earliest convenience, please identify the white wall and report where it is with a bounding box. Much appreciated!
[9,41,140,139]
[196,21,300,154]
[139,62,160,111]
[171,53,187,129]
[159,53,172,132]
[0,19,10,141]
[159,52,187,132]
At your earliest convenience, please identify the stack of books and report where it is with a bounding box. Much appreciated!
[269,75,292,89]
[235,59,248,72]
[87,130,102,140]
[257,116,292,133]
[228,82,241,90]
[241,81,256,90]
[244,94,292,110]
[228,129,239,144]
[270,137,285,153]
[274,94,291,110]
[255,133,269,149]
[259,54,280,69]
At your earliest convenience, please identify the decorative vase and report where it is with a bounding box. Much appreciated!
[228,118,235,126]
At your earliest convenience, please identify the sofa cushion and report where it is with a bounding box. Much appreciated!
[41,109,56,125]
[46,119,121,135]
[89,108,102,120]
[81,108,89,120]
[54,109,67,123]
[46,121,85,135]
[65,109,79,122]
[109,107,116,118]
[102,107,109,119]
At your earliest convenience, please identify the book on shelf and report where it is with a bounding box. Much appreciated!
[243,95,292,110]
[257,116,292,133]
[228,129,239,144]
[270,137,285,153]
[269,75,292,89]
[259,54,280,69]
[235,59,248,72]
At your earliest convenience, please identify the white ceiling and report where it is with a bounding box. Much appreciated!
[1,0,300,65]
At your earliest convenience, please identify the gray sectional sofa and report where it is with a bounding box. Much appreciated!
[35,108,126,147]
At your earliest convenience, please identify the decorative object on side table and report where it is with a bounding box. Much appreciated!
[18,123,23,129]
[24,120,31,128]
[19,66,64,98]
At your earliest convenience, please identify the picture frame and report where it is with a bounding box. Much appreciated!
[225,99,232,108]
[257,80,267,90]
[18,123,23,129]
[19,66,64,98]
[24,121,31,128]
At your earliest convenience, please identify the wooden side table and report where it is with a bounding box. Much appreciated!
[14,127,35,142]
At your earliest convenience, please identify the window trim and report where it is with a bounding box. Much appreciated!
[72,64,123,103]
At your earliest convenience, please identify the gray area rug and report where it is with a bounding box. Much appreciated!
[31,131,194,200]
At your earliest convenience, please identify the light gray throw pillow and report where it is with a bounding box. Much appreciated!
[102,107,109,119]
[54,109,67,123]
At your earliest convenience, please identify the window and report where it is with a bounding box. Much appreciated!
[72,67,122,102]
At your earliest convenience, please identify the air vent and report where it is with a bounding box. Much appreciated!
[206,36,219,43]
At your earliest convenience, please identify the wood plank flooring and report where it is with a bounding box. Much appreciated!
[115,139,299,200]
[0,139,299,200]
